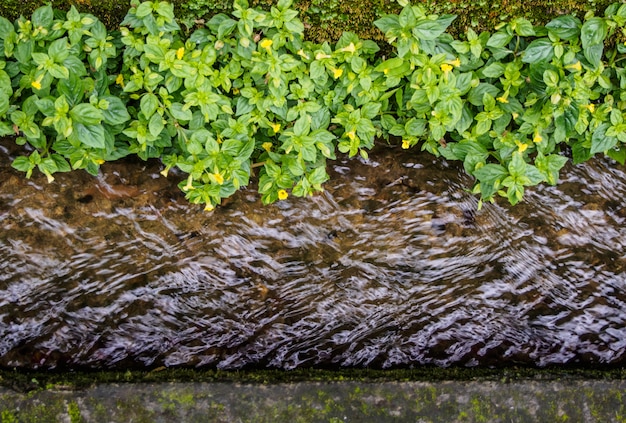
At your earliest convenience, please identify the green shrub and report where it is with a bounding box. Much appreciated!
[1,0,625,210]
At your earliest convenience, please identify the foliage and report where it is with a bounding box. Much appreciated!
[1,0,626,210]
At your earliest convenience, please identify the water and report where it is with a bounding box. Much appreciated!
[0,137,625,370]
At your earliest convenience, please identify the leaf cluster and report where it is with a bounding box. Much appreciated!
[1,0,626,209]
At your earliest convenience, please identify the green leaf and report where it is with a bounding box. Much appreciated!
[468,83,500,107]
[486,31,512,49]
[473,163,508,184]
[512,18,535,36]
[100,96,130,126]
[307,166,328,185]
[545,15,582,41]
[141,93,159,118]
[607,146,626,164]
[73,123,106,149]
[135,2,154,18]
[581,17,608,48]
[535,152,568,185]
[12,156,34,174]
[70,103,103,126]
[32,5,54,29]
[58,73,84,106]
[482,62,506,78]
[508,152,526,177]
[522,39,554,63]
[170,103,192,121]
[361,103,381,120]
[583,44,604,69]
[373,15,400,34]
[590,123,617,155]
[48,38,70,63]
[148,113,164,137]
[412,15,456,41]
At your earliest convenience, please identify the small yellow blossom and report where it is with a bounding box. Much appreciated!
[45,172,55,183]
[448,57,461,67]
[340,42,357,54]
[160,167,169,177]
[260,39,273,52]
[512,112,519,120]
[586,103,595,113]
[269,122,281,133]
[232,87,240,95]
[402,139,411,149]
[496,95,509,104]
[183,175,194,191]
[204,202,215,212]
[297,49,310,60]
[515,140,529,153]
[115,74,124,87]
[346,130,356,141]
[262,142,273,152]
[31,78,42,90]
[176,47,185,60]
[94,159,105,165]
[440,63,453,74]
[533,132,542,143]
[277,189,289,200]
[315,52,331,60]
[213,172,224,185]
[566,61,582,72]
[332,67,343,79]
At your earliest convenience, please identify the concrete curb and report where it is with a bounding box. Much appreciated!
[2,379,626,422]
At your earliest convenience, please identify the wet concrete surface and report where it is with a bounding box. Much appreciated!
[2,376,626,422]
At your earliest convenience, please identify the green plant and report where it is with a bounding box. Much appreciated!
[373,0,626,206]
[1,0,625,210]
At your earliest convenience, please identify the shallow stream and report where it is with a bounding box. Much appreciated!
[1,137,625,369]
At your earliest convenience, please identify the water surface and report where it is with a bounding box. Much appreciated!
[0,138,625,369]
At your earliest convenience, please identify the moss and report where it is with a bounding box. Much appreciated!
[67,401,83,423]
[1,411,18,423]
[0,0,618,43]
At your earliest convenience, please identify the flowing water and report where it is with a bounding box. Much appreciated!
[0,137,625,370]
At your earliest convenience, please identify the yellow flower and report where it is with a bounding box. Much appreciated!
[586,103,595,113]
[213,172,224,185]
[297,49,310,60]
[44,172,55,183]
[160,167,170,177]
[260,39,273,52]
[183,175,194,191]
[315,52,331,60]
[567,61,582,72]
[515,140,529,153]
[269,122,281,133]
[94,159,105,165]
[115,74,124,87]
[440,63,453,74]
[204,202,215,212]
[402,139,411,149]
[512,112,519,120]
[533,132,542,143]
[31,78,42,90]
[340,42,357,54]
[346,130,356,141]
[448,57,461,67]
[383,68,389,75]
[496,91,509,104]
[262,142,273,152]
[332,67,343,79]
[278,189,288,200]
[176,47,185,60]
